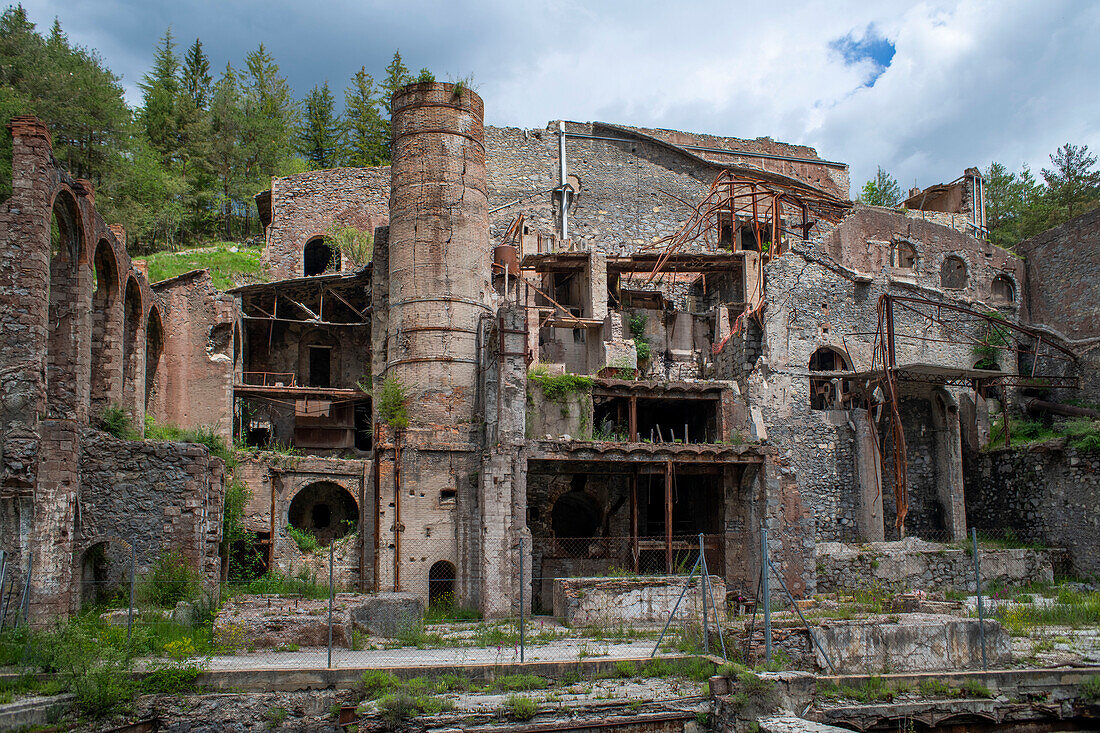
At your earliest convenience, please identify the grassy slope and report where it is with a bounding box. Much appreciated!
[142,241,265,290]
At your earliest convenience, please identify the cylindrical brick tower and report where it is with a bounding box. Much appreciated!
[387,82,490,432]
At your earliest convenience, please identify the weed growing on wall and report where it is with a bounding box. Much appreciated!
[286,524,320,553]
[527,366,593,402]
[629,313,652,362]
[97,404,137,439]
[379,375,409,429]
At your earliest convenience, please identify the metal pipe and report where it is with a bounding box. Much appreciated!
[699,534,709,655]
[559,121,569,239]
[1025,399,1100,419]
[761,526,771,661]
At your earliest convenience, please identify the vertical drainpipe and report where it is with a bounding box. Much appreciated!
[558,121,569,240]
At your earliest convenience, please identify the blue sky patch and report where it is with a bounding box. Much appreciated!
[829,24,896,87]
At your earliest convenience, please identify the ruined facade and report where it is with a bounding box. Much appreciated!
[0,118,225,622]
[2,83,1097,623]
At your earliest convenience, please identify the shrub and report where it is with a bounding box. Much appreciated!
[359,669,400,699]
[286,524,320,553]
[527,370,593,403]
[504,694,537,721]
[138,550,201,608]
[613,660,638,678]
[496,674,548,691]
[378,376,409,429]
[1082,675,1100,702]
[377,690,451,722]
[97,404,135,439]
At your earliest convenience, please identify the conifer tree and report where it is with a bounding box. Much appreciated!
[139,29,182,165]
[344,67,386,167]
[297,81,343,169]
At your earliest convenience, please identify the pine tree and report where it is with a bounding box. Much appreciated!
[177,38,214,243]
[1041,143,1100,222]
[139,29,182,165]
[344,67,386,167]
[181,38,212,109]
[376,50,413,161]
[210,63,246,240]
[297,81,343,169]
[240,44,298,197]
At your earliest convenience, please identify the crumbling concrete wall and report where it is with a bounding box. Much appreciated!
[261,167,390,280]
[552,574,726,626]
[822,207,1025,320]
[964,442,1100,577]
[816,538,1055,593]
[150,270,237,439]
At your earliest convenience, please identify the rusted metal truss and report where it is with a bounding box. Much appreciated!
[871,294,1078,535]
[646,169,850,277]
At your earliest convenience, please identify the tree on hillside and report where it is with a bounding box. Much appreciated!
[297,81,344,170]
[859,166,902,207]
[138,29,181,165]
[209,63,247,240]
[240,44,299,199]
[177,38,215,243]
[1041,143,1100,222]
[377,50,414,161]
[344,67,387,167]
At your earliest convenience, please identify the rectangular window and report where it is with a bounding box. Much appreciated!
[308,346,331,388]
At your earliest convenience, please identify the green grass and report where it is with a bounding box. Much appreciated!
[503,694,538,721]
[285,524,320,553]
[819,676,909,703]
[144,241,265,290]
[495,674,548,691]
[986,416,1100,452]
[992,588,1100,634]
[227,570,331,599]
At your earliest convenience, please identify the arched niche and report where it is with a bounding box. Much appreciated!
[145,306,164,413]
[304,237,339,276]
[991,275,1016,305]
[940,256,968,290]
[287,481,358,546]
[121,276,143,418]
[428,560,456,608]
[808,346,853,410]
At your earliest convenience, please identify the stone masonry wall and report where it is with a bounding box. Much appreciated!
[1017,207,1100,341]
[77,429,226,605]
[262,167,390,280]
[964,441,1100,577]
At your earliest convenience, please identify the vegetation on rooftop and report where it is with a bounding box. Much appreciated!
[143,242,264,289]
[527,365,594,402]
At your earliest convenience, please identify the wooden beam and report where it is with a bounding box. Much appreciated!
[665,460,673,574]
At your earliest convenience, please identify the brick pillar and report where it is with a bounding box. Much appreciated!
[29,420,81,622]
[0,117,54,428]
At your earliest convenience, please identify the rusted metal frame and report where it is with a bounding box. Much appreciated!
[516,272,586,326]
[888,295,1077,361]
[665,460,673,573]
[879,295,909,535]
[324,286,368,321]
[631,470,639,573]
[628,395,638,442]
[393,436,402,592]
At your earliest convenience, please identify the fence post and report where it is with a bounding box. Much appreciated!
[761,525,771,662]
[328,541,335,669]
[127,537,136,642]
[700,538,728,660]
[519,536,526,664]
[698,534,709,655]
[971,527,988,671]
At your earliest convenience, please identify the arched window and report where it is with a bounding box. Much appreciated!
[287,481,358,546]
[46,190,86,418]
[892,241,917,270]
[304,237,339,276]
[940,256,968,289]
[990,275,1016,304]
[551,489,600,539]
[428,560,456,608]
[90,239,120,413]
[808,347,853,410]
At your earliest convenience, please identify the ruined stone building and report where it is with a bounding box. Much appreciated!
[2,83,1098,622]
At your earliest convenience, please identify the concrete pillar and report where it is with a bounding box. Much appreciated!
[853,410,885,542]
[29,420,80,623]
[933,392,968,541]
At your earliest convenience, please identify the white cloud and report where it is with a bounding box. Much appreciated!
[20,0,1100,195]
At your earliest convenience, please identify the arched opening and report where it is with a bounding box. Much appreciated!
[90,239,120,414]
[428,560,456,609]
[287,481,358,546]
[940,256,968,289]
[122,277,143,418]
[809,347,853,410]
[551,488,601,539]
[304,237,339,276]
[145,306,164,412]
[991,275,1016,304]
[46,190,86,418]
[892,241,917,270]
[79,541,126,609]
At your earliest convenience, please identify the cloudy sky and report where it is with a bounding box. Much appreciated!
[21,0,1100,195]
